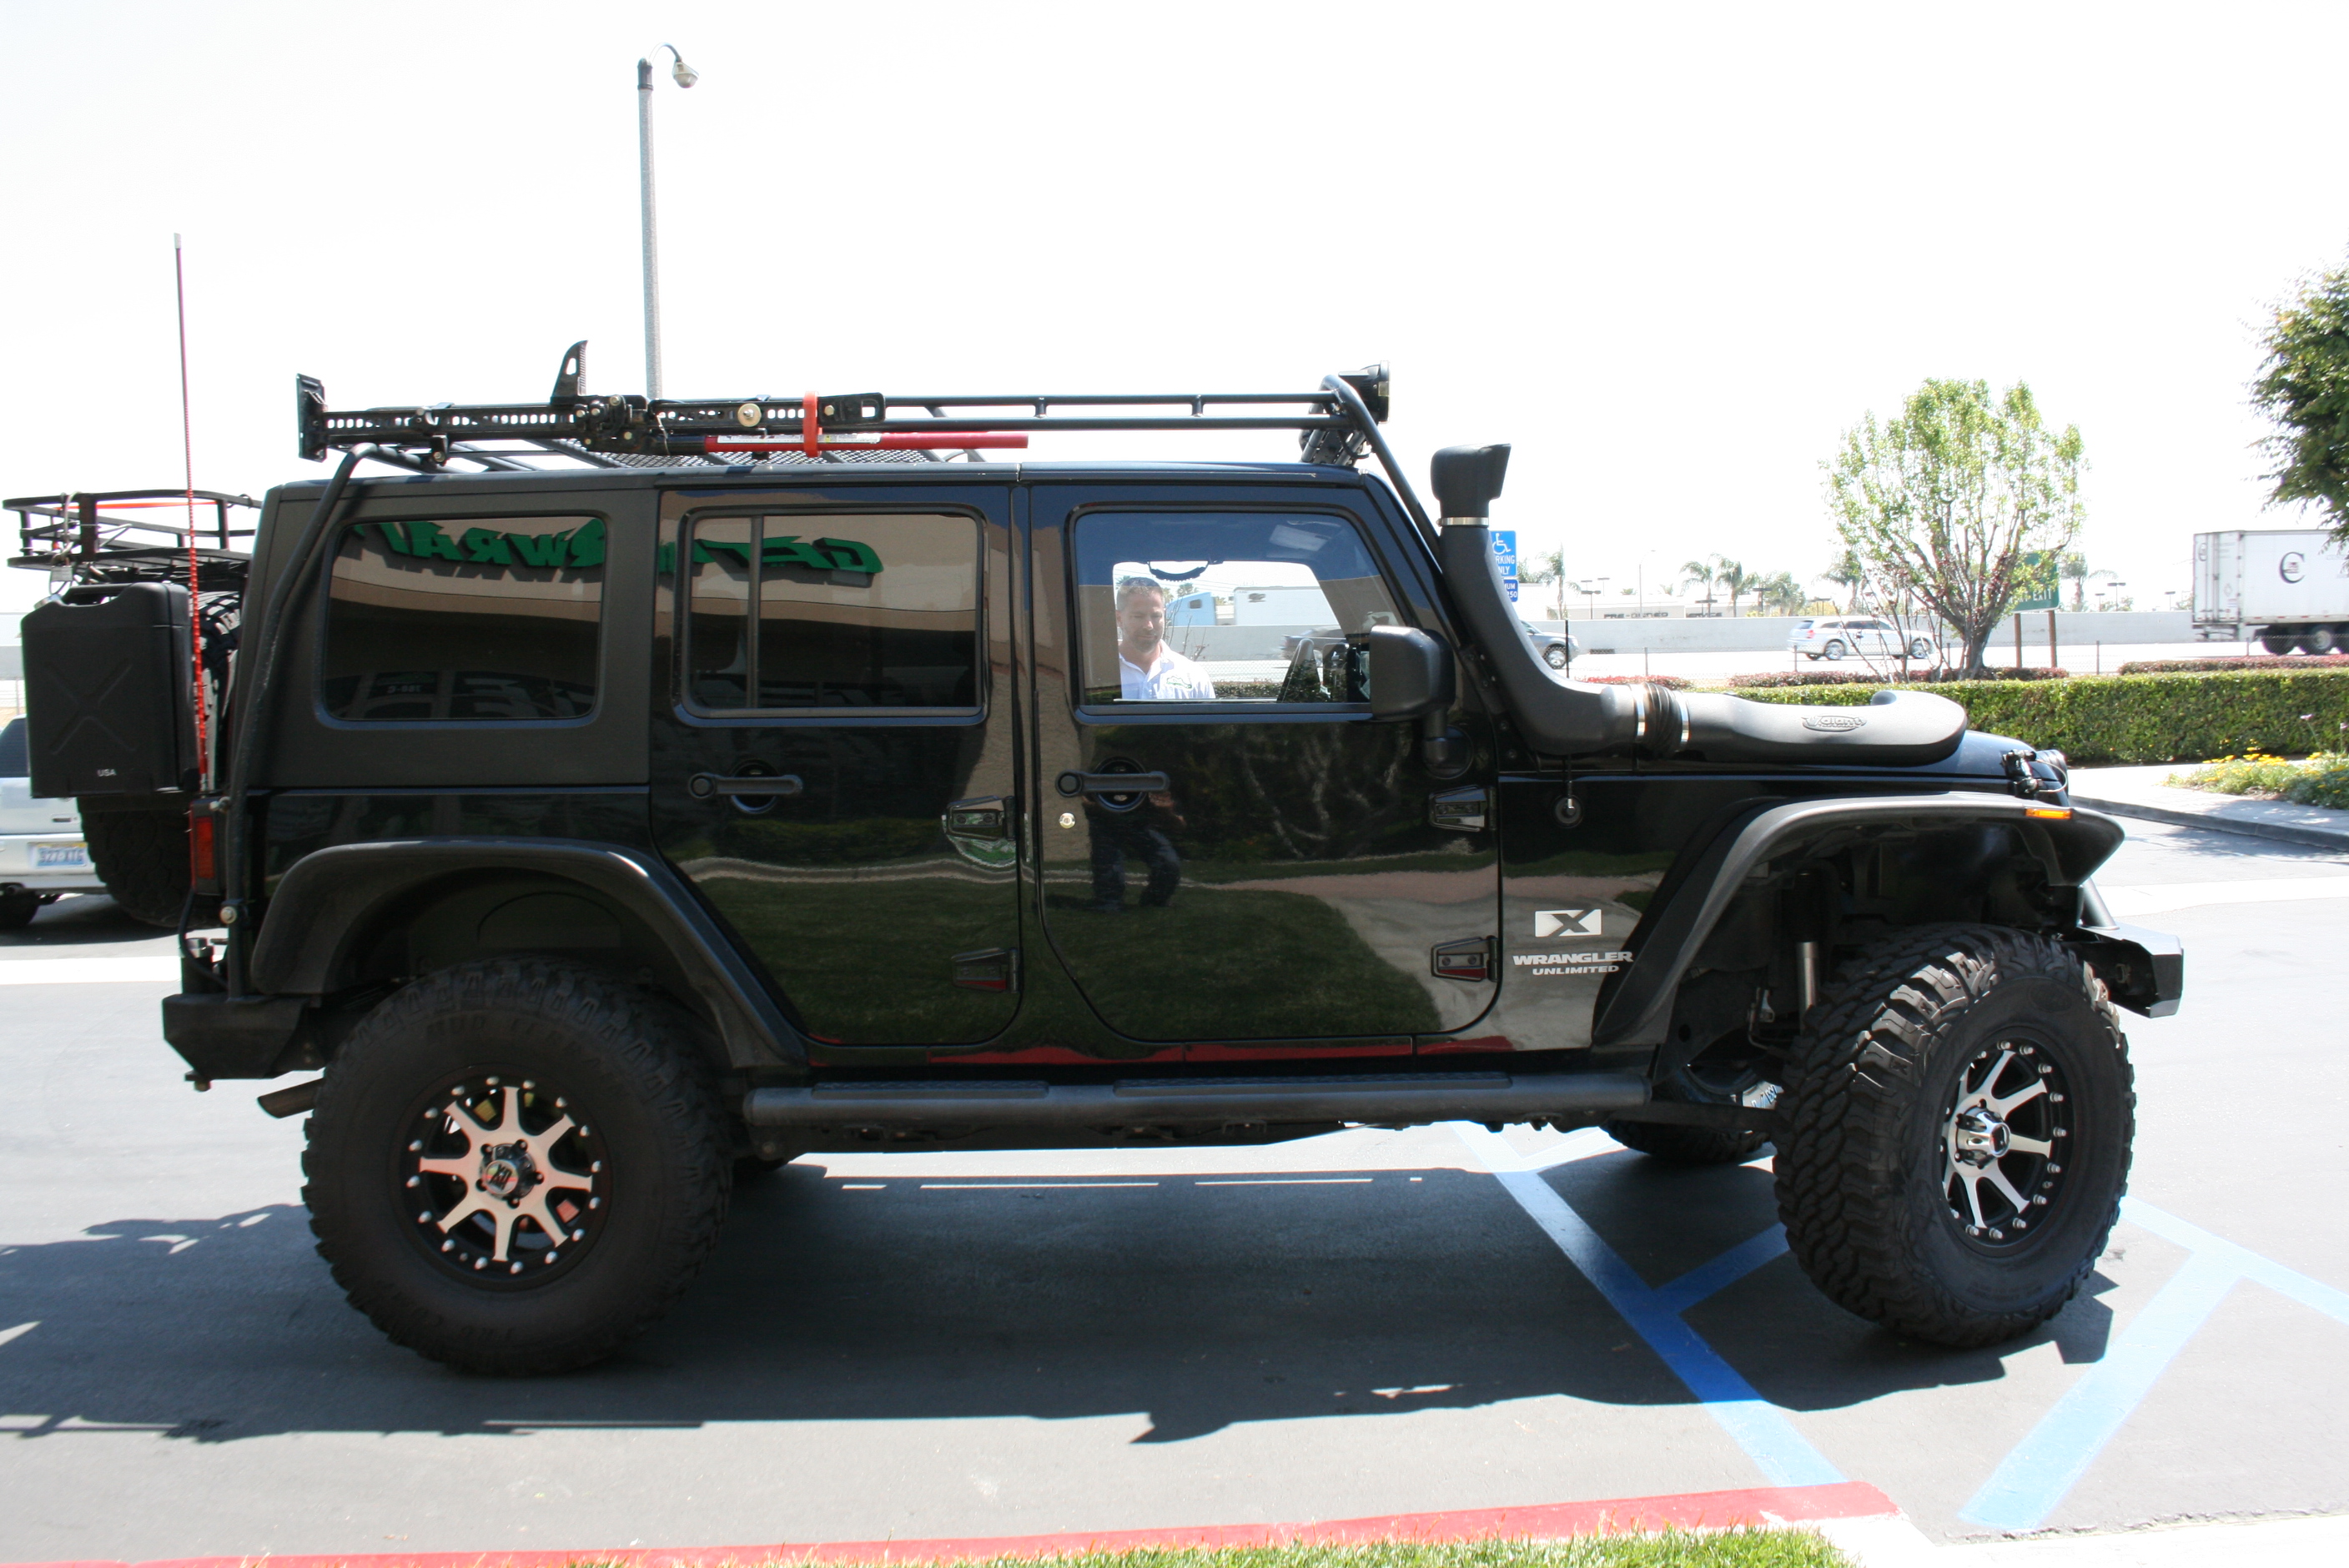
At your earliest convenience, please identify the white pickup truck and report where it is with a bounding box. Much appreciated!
[0,716,102,928]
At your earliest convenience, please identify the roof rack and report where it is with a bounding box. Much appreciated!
[297,344,1434,539]
[6,488,259,591]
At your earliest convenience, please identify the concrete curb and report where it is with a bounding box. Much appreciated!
[0,1481,1901,1568]
[2069,792,2349,852]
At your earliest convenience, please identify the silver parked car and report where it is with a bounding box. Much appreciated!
[1788,616,1934,662]
[0,716,103,929]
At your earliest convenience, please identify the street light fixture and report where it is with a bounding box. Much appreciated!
[637,43,697,400]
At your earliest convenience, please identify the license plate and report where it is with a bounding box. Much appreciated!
[33,842,88,869]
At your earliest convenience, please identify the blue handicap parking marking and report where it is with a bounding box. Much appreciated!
[1458,1127,2349,1528]
[1961,1197,2349,1531]
[1456,1125,1843,1489]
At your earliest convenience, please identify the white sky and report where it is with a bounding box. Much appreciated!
[6,1,2346,625]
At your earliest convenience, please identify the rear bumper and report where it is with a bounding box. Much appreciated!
[161,992,316,1082]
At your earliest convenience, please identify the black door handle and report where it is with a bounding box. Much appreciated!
[687,772,805,799]
[1055,770,1171,797]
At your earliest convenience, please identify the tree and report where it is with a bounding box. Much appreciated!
[1517,545,1565,619]
[2252,260,2349,541]
[1825,379,2085,676]
[1713,559,1754,616]
[1678,555,1723,611]
[1820,548,1867,613]
[1751,570,1806,616]
[2055,549,2090,610]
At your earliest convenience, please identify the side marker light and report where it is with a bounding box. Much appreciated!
[2024,807,2072,820]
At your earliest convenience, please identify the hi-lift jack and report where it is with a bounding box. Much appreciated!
[296,344,1423,532]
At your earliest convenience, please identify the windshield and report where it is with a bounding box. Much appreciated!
[0,718,26,779]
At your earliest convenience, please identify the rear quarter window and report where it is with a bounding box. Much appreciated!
[320,516,605,721]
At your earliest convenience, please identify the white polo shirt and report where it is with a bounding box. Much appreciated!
[1119,645,1218,700]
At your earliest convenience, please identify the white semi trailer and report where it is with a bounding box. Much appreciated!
[2193,528,2349,652]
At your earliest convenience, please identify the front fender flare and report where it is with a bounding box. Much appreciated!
[244,837,806,1069]
[1592,793,2132,1049]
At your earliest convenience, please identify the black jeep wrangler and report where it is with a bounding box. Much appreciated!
[136,354,2178,1374]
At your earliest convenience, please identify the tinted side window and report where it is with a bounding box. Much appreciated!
[0,717,26,777]
[683,513,978,712]
[322,517,604,722]
[1071,512,1401,706]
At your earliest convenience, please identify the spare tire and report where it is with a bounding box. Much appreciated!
[82,807,189,927]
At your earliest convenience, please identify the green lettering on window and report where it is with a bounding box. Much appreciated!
[817,537,883,574]
[371,521,413,556]
[461,528,515,565]
[566,517,607,569]
[405,520,465,562]
[508,531,570,568]
[761,535,836,570]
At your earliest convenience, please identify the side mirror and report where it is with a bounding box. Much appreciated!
[1367,626,1454,721]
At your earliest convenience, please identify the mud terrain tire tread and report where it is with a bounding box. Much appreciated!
[1773,923,2133,1348]
[83,808,189,927]
[303,959,732,1375]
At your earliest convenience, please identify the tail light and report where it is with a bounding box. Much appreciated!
[188,800,221,894]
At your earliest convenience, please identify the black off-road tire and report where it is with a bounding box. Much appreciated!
[304,960,732,1375]
[82,808,189,927]
[1774,924,2134,1348]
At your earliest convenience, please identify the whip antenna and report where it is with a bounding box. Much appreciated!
[174,233,209,793]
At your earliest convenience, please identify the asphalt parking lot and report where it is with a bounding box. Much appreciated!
[2,818,2346,1563]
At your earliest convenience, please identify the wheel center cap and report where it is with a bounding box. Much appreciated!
[1952,1105,2010,1164]
[480,1142,537,1200]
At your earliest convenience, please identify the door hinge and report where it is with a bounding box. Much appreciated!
[1429,786,1491,833]
[952,947,1019,993]
[1431,936,1495,983]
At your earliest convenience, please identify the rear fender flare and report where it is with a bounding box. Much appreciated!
[246,837,806,1070]
[1591,794,2130,1050]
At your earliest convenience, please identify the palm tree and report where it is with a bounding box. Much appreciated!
[1518,545,1566,620]
[2056,550,2090,610]
[1752,570,1805,616]
[1678,555,1723,612]
[1713,559,1753,616]
[1821,548,1867,613]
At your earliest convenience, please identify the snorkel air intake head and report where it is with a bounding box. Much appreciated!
[1431,445,1511,523]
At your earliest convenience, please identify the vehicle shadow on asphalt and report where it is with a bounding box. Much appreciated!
[0,1151,2120,1445]
[0,894,166,948]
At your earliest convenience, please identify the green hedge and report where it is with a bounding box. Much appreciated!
[1728,668,2349,764]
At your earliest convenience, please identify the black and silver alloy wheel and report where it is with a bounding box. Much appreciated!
[1941,1042,2067,1245]
[402,1074,609,1281]
[306,959,732,1375]
[1775,924,2133,1348]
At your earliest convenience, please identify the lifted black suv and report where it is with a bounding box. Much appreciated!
[145,353,2179,1373]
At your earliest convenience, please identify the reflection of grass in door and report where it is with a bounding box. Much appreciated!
[1049,887,1440,1040]
[696,872,1017,1045]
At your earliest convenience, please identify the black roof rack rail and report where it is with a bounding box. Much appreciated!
[7,488,259,590]
[297,344,1434,542]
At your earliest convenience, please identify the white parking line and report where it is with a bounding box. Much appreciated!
[0,957,180,984]
[1195,1177,1373,1185]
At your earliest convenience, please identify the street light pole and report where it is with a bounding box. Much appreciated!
[637,44,697,400]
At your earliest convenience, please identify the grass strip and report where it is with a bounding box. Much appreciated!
[564,1537,1851,1568]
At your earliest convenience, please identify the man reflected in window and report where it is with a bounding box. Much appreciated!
[1115,577,1216,700]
